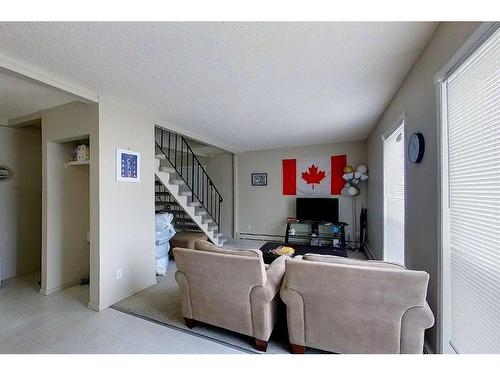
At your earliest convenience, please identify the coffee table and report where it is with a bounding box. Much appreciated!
[260,241,347,264]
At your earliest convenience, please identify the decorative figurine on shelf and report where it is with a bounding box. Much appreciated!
[341,165,369,251]
[73,144,89,162]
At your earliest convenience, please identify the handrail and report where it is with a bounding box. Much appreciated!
[180,136,224,199]
[155,125,223,231]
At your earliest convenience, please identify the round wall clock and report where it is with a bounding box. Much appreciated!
[408,132,425,164]
[0,165,11,181]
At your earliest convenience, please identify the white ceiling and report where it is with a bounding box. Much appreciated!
[0,70,75,122]
[0,22,437,151]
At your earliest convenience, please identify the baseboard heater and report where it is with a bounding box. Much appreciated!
[238,232,284,243]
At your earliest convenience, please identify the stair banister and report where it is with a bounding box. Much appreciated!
[155,125,223,232]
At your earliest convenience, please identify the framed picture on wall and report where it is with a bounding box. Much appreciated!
[116,148,140,182]
[251,172,267,187]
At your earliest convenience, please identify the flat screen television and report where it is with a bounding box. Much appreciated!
[296,197,339,222]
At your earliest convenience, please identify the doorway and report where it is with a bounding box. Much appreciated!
[383,120,405,265]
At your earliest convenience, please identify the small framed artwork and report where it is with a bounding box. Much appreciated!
[116,148,140,182]
[251,172,267,187]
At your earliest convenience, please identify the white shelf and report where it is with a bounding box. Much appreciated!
[65,160,90,167]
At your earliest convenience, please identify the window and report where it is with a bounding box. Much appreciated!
[383,120,405,265]
[441,27,500,354]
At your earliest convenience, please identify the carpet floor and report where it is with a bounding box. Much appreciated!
[112,260,298,354]
[112,240,367,354]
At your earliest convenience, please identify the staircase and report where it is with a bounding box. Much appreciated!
[154,126,226,246]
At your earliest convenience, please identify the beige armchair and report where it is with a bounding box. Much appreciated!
[173,240,287,351]
[280,254,435,354]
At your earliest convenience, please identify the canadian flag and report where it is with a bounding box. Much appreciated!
[282,155,347,196]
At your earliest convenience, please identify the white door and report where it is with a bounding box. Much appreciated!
[383,121,405,265]
[441,27,500,354]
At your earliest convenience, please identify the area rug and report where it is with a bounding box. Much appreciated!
[111,260,315,354]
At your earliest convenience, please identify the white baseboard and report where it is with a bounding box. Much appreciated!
[87,302,102,312]
[39,279,81,295]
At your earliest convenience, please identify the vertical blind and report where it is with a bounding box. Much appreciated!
[445,27,500,354]
[383,122,405,265]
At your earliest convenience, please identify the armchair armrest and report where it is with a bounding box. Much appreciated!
[403,301,435,329]
[262,255,287,300]
[249,255,287,342]
[400,301,435,354]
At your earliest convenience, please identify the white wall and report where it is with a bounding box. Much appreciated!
[0,126,41,280]
[236,141,366,239]
[41,101,99,298]
[98,96,155,310]
[365,22,481,353]
[206,153,234,238]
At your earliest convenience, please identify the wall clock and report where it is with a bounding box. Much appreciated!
[0,165,11,181]
[408,132,425,164]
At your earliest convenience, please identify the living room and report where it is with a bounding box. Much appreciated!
[0,1,499,374]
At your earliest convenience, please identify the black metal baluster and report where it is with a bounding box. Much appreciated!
[180,140,184,181]
[174,134,177,169]
[168,130,171,160]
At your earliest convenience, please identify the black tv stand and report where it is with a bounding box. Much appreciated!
[284,219,348,249]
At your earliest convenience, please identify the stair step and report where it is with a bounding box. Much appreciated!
[155,203,180,210]
[178,190,192,197]
[201,217,213,224]
[213,232,223,238]
[159,166,175,174]
[207,223,219,231]
[218,238,227,246]
[155,191,172,197]
[155,153,167,160]
[187,200,201,208]
[173,218,196,225]
[170,179,185,186]
[194,208,206,216]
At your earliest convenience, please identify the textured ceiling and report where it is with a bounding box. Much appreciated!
[0,22,437,151]
[0,70,74,121]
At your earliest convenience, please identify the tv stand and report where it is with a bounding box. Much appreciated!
[284,219,348,249]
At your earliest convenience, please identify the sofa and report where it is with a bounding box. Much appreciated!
[173,240,287,351]
[280,254,435,354]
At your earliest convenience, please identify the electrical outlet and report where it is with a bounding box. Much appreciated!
[248,224,252,230]
[116,268,123,280]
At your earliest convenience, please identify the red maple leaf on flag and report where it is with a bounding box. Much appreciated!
[301,164,326,189]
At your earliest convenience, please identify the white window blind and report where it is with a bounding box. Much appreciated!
[444,27,500,354]
[383,121,405,265]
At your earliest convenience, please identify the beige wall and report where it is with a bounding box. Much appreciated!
[236,141,366,239]
[0,126,41,280]
[206,153,234,238]
[41,102,99,299]
[365,22,481,353]
[43,141,90,291]
[98,96,156,310]
[40,98,156,311]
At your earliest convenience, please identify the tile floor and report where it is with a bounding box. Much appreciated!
[0,272,241,354]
